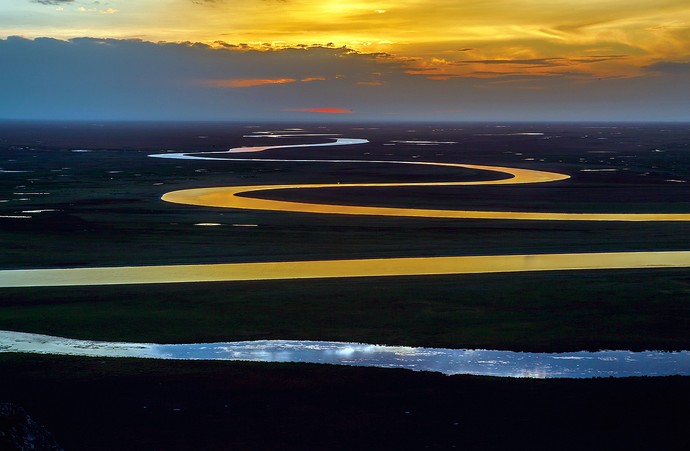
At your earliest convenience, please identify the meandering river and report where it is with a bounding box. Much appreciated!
[3,132,690,378]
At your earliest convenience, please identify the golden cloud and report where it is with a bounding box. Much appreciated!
[200,78,297,88]
[300,76,327,82]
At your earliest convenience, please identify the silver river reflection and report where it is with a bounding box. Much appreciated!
[1,331,688,379]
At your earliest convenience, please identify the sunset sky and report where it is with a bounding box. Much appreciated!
[1,0,689,121]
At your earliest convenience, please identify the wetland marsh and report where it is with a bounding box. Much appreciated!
[1,121,689,448]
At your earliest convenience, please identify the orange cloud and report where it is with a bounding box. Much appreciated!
[288,107,353,114]
[201,78,297,88]
[356,81,383,86]
[301,76,327,82]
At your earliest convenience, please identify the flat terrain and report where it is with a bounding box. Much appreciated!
[1,355,689,451]
[1,121,689,449]
[2,269,690,352]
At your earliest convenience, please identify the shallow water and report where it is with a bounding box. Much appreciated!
[3,251,690,287]
[1,331,688,378]
[156,341,690,378]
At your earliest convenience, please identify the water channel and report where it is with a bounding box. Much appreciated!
[4,133,690,379]
[2,330,688,378]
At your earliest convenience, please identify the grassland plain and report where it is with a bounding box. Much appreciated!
[1,269,690,352]
[1,121,690,449]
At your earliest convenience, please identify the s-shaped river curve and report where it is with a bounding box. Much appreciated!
[2,133,690,378]
[157,134,690,221]
[3,132,690,288]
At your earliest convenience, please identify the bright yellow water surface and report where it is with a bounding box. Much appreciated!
[161,161,690,221]
[4,143,690,288]
[3,251,690,287]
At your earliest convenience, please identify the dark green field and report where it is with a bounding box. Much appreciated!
[1,121,689,449]
[2,269,690,353]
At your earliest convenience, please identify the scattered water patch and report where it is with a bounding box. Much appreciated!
[244,133,339,138]
[390,140,458,145]
[475,133,545,136]
[150,137,367,160]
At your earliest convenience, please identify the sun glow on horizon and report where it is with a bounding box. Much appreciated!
[1,0,689,121]
[2,0,688,81]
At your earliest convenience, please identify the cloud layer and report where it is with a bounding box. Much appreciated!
[8,0,690,81]
[0,36,689,121]
[31,0,74,4]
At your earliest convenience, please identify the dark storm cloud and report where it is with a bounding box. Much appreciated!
[31,0,74,5]
[455,55,627,67]
[456,58,564,66]
[644,61,690,73]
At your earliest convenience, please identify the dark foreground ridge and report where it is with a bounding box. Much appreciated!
[1,355,688,450]
[0,402,62,451]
